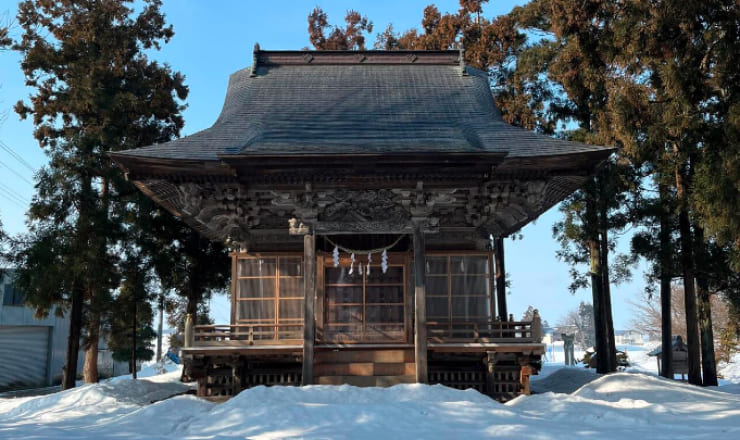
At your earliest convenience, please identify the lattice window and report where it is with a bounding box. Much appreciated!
[426,253,493,324]
[324,263,406,342]
[234,255,303,340]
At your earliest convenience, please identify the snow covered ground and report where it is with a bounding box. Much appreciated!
[1,352,738,439]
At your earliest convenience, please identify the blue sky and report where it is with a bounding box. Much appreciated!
[0,0,646,328]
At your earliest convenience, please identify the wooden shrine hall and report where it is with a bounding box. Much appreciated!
[110,47,612,401]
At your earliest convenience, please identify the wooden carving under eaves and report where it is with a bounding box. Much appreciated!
[465,179,548,237]
[135,176,575,245]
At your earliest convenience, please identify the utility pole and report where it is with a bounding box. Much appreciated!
[156,291,164,362]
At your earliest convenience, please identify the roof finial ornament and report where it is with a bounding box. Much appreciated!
[251,43,261,77]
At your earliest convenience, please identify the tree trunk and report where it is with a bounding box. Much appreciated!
[586,193,608,374]
[82,176,108,384]
[186,285,198,327]
[131,290,138,380]
[589,238,608,374]
[62,286,84,389]
[599,198,617,372]
[695,226,717,386]
[83,308,100,383]
[658,183,673,378]
[675,163,702,385]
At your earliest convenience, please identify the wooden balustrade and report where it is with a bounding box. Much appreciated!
[426,320,539,343]
[191,319,541,348]
[192,324,303,346]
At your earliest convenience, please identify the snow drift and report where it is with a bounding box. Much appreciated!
[0,368,738,439]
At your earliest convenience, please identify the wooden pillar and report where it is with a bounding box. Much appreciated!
[494,237,508,321]
[413,223,428,383]
[485,352,497,396]
[302,233,316,385]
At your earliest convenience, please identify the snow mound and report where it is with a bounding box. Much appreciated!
[101,395,213,437]
[183,384,502,439]
[574,372,738,404]
[225,382,493,405]
[719,354,740,383]
[509,372,740,437]
[2,369,740,439]
[0,371,190,427]
[530,366,601,394]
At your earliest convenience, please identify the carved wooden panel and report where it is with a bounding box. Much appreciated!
[134,174,585,246]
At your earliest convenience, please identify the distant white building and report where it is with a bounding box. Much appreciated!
[614,330,645,346]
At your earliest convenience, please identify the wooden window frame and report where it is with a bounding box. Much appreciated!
[425,251,495,325]
[231,252,304,341]
[321,252,409,344]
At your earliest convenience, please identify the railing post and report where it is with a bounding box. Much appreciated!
[184,313,194,348]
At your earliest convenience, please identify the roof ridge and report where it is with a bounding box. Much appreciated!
[252,44,465,70]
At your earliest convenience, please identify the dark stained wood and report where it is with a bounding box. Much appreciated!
[405,253,414,344]
[316,253,325,343]
[489,254,497,323]
[428,343,546,354]
[494,237,508,320]
[413,223,428,383]
[257,49,461,66]
[302,233,316,385]
[314,362,416,377]
[230,254,237,325]
[314,347,414,364]
[315,375,416,387]
[182,345,302,356]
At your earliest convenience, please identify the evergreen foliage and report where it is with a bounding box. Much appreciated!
[107,258,156,369]
[12,0,187,387]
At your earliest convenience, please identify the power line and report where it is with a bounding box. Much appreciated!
[0,181,27,205]
[0,139,36,173]
[0,158,33,186]
[0,187,26,209]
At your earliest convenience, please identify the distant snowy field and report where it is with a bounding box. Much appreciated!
[1,350,738,439]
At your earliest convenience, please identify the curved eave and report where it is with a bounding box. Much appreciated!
[108,152,233,181]
[110,146,614,184]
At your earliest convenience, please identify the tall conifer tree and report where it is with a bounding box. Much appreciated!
[13,0,187,386]
[608,0,738,385]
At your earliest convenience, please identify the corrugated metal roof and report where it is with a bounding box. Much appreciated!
[113,49,609,162]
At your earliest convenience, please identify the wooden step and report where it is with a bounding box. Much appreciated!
[316,374,416,387]
[314,362,416,377]
[314,349,414,364]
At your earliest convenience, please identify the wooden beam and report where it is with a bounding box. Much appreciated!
[413,223,428,383]
[302,233,316,385]
[312,221,439,235]
[494,237,508,320]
